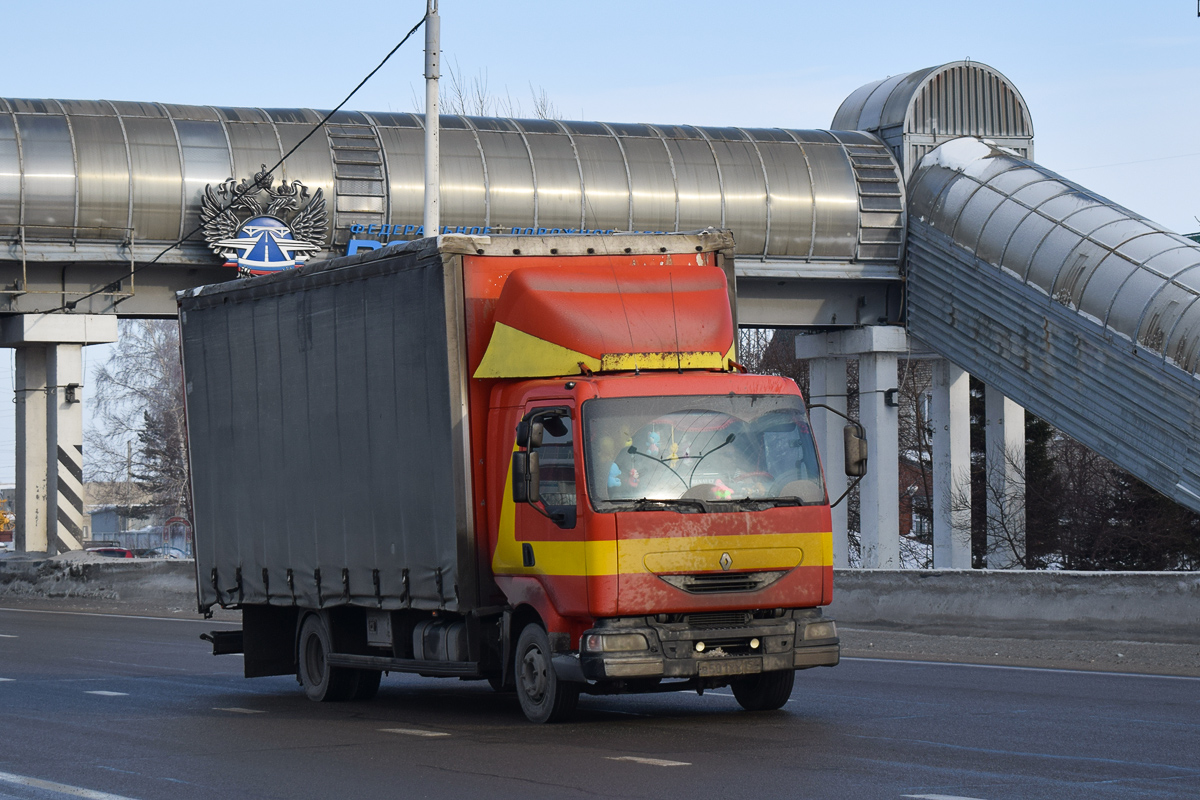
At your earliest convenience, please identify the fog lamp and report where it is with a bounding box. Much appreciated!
[584,633,649,652]
[750,638,761,649]
[694,641,706,653]
[804,621,837,640]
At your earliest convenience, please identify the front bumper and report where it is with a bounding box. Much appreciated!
[575,611,839,682]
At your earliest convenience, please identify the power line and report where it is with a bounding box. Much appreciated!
[55,13,428,314]
[1058,150,1200,173]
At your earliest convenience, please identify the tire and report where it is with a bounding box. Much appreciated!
[297,614,358,702]
[351,669,382,700]
[514,623,579,723]
[487,671,514,693]
[731,669,795,712]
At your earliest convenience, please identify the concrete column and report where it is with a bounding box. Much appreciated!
[931,360,972,568]
[858,352,900,568]
[49,344,85,553]
[807,357,848,568]
[985,388,1025,569]
[797,326,907,570]
[15,347,50,553]
[3,314,119,554]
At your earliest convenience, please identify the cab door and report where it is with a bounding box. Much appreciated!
[514,403,588,617]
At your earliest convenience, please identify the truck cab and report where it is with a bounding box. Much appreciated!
[493,373,842,720]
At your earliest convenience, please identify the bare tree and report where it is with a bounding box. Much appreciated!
[897,359,934,567]
[86,320,190,524]
[423,60,561,120]
[529,83,560,121]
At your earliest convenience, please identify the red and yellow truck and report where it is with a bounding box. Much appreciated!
[181,230,861,723]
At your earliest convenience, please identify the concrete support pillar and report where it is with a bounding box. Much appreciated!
[807,357,848,568]
[858,351,900,568]
[798,326,907,570]
[3,314,118,554]
[15,345,86,554]
[985,387,1026,569]
[931,360,972,568]
[50,344,86,553]
[14,347,49,553]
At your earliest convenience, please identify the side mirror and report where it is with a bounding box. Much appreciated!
[843,424,868,477]
[515,420,545,449]
[510,450,542,503]
[512,452,529,501]
[527,451,541,503]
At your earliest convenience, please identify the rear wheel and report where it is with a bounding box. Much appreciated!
[731,669,795,711]
[514,623,579,723]
[297,614,358,702]
[351,669,382,700]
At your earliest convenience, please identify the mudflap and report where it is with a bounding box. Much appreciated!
[242,605,298,678]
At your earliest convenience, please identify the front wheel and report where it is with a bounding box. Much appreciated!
[731,669,795,711]
[514,623,579,723]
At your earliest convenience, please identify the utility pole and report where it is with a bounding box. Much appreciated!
[423,0,440,237]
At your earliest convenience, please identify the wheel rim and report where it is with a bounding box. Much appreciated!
[519,643,548,704]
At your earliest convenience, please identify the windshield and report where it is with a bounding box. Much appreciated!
[583,394,825,512]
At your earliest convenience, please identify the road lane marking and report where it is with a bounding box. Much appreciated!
[213,707,265,714]
[903,795,990,800]
[850,732,1200,773]
[379,728,450,738]
[0,678,12,682]
[0,769,141,800]
[843,656,1200,681]
[0,634,17,638]
[606,756,691,767]
[85,691,128,697]
[0,607,239,624]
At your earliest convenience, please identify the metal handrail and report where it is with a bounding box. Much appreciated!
[5,224,136,298]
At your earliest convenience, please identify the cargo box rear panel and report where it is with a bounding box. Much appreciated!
[180,241,473,613]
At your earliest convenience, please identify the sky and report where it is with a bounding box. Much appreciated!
[0,0,1198,483]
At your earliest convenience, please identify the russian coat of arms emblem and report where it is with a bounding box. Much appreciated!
[199,165,328,277]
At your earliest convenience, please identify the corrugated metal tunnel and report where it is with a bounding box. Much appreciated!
[906,137,1200,513]
[0,99,904,268]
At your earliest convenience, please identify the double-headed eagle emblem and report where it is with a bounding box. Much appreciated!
[200,165,328,277]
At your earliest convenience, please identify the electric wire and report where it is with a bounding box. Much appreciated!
[52,13,428,314]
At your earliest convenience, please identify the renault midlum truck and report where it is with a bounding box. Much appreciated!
[181,230,864,722]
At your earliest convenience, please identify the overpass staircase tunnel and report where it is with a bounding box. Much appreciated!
[903,137,1200,517]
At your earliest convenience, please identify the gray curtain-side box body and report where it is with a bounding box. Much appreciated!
[179,238,474,614]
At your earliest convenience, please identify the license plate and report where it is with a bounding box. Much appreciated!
[698,657,762,677]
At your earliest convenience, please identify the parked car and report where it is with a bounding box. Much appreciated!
[141,546,188,560]
[87,547,134,559]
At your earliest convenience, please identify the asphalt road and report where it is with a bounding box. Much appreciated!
[0,606,1197,800]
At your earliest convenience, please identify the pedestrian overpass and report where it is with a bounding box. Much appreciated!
[3,60,1197,568]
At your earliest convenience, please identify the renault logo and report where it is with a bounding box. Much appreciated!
[719,552,732,571]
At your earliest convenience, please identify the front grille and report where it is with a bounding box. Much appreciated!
[683,611,751,628]
[658,570,787,594]
[687,574,759,592]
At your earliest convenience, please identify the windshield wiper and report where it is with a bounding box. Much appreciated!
[730,496,803,510]
[624,447,689,489]
[688,433,736,484]
[608,497,709,513]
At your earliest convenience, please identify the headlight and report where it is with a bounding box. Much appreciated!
[584,633,649,652]
[804,621,837,640]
